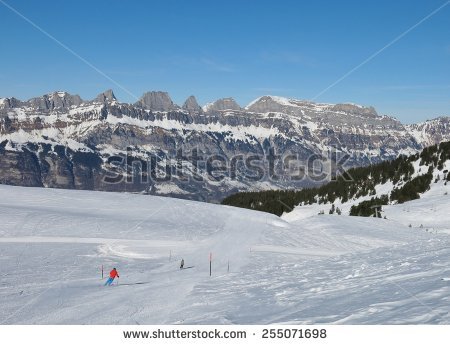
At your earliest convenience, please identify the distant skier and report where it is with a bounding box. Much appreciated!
[104,267,119,286]
[180,259,185,269]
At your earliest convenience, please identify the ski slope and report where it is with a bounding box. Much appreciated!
[1,185,450,324]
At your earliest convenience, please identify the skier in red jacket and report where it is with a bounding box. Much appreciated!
[104,268,119,286]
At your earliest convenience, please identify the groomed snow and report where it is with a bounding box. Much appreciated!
[1,185,450,324]
[153,183,191,195]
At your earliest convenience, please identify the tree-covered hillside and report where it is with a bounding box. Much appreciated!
[222,141,450,216]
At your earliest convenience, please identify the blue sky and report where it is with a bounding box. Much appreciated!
[0,0,449,123]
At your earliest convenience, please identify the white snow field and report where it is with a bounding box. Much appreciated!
[1,185,450,324]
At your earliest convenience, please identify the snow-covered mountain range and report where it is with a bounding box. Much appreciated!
[1,90,449,201]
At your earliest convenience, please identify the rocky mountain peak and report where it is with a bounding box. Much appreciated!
[406,116,450,146]
[95,89,117,103]
[246,95,330,112]
[245,95,293,113]
[330,103,378,117]
[27,91,83,111]
[203,97,241,112]
[0,97,22,109]
[246,96,381,120]
[135,91,178,112]
[182,95,201,112]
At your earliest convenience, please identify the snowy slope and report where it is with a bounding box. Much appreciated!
[1,185,450,324]
[383,185,450,233]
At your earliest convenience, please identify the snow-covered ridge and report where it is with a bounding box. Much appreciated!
[245,95,295,108]
[244,95,375,115]
[0,90,444,152]
[245,95,333,111]
[0,92,405,145]
[105,113,281,141]
[54,91,68,98]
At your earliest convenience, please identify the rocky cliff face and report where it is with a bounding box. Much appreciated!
[406,117,450,147]
[135,91,178,112]
[182,95,202,113]
[95,89,117,103]
[203,97,242,112]
[27,92,83,112]
[0,91,448,202]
